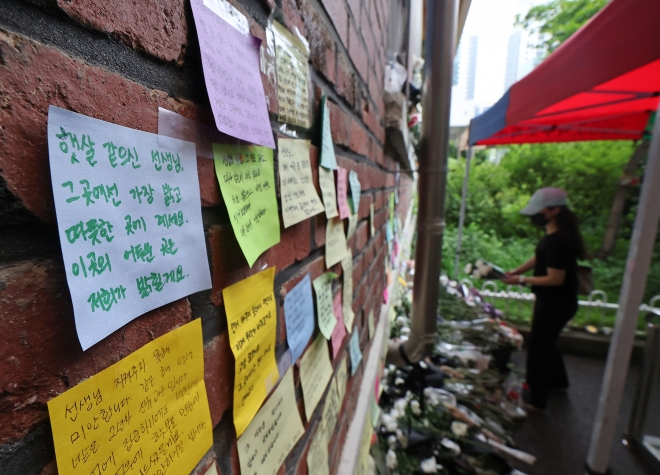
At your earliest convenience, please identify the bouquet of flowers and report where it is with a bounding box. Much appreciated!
[465,259,506,280]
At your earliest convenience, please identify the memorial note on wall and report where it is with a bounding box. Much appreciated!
[325,217,348,268]
[273,21,310,128]
[300,333,333,420]
[237,367,304,475]
[277,138,324,227]
[214,144,280,267]
[190,0,275,148]
[223,268,279,436]
[336,356,349,402]
[341,250,355,330]
[330,292,347,359]
[283,273,315,362]
[319,166,339,219]
[48,106,212,350]
[47,319,212,475]
[313,272,338,339]
[320,376,340,443]
[307,426,330,475]
[346,212,358,239]
[336,167,351,219]
[319,95,337,169]
[348,170,361,214]
[349,329,362,375]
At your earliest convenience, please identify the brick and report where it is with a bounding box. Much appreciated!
[348,23,369,83]
[357,192,371,220]
[321,0,349,46]
[328,101,351,148]
[313,213,327,249]
[347,0,362,22]
[0,259,191,443]
[355,220,368,251]
[336,54,358,108]
[204,332,234,427]
[209,219,310,306]
[350,120,370,157]
[298,1,337,83]
[0,32,204,223]
[282,0,306,37]
[55,0,187,64]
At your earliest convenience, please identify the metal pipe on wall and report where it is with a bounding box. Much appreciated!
[387,0,459,366]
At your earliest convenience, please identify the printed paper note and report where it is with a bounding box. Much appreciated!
[278,138,324,227]
[330,292,347,359]
[214,144,280,267]
[319,96,337,169]
[348,170,361,214]
[300,333,333,420]
[349,329,362,375]
[341,251,355,330]
[283,273,315,362]
[307,426,330,475]
[223,268,279,436]
[47,319,212,475]
[47,106,212,350]
[336,167,351,219]
[190,0,274,148]
[370,204,375,237]
[325,217,348,268]
[319,167,339,219]
[313,272,338,340]
[320,376,340,443]
[237,367,304,475]
[346,213,358,239]
[273,21,310,128]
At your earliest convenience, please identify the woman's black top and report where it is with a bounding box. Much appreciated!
[532,232,578,304]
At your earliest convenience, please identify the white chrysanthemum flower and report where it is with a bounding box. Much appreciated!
[386,449,398,469]
[423,418,430,427]
[410,400,422,415]
[419,360,428,369]
[464,263,473,274]
[400,326,411,336]
[451,421,469,437]
[387,435,397,449]
[395,377,405,386]
[424,387,440,406]
[405,391,413,402]
[381,413,398,432]
[441,437,461,455]
[395,316,407,327]
[420,457,441,473]
[393,398,408,417]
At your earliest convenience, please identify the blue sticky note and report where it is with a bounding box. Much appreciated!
[349,329,362,375]
[284,273,315,362]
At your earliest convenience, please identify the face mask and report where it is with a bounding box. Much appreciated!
[530,212,548,227]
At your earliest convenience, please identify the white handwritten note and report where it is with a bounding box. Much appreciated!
[237,367,304,475]
[307,426,330,475]
[273,21,310,128]
[190,0,274,148]
[47,320,213,475]
[47,106,212,350]
[313,272,338,339]
[319,95,337,169]
[319,166,339,219]
[278,138,324,227]
[348,170,361,214]
[300,333,333,420]
[320,376,341,443]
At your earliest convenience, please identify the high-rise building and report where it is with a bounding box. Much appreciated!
[465,36,478,100]
[504,31,522,90]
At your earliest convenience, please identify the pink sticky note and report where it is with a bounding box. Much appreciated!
[337,167,351,219]
[383,287,389,304]
[331,292,347,359]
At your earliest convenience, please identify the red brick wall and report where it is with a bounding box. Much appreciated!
[0,0,414,473]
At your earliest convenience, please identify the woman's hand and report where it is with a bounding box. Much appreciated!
[502,273,521,285]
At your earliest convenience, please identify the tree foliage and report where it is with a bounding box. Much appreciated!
[516,0,608,55]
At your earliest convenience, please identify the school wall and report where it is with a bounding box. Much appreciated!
[0,0,414,473]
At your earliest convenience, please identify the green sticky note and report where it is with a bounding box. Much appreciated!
[213,144,281,267]
[320,96,337,170]
[313,272,338,339]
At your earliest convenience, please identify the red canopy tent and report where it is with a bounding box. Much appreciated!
[468,0,660,145]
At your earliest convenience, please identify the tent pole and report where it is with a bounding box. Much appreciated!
[453,146,473,279]
[586,103,660,474]
[386,0,458,366]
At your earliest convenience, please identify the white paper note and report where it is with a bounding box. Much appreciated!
[47,106,211,350]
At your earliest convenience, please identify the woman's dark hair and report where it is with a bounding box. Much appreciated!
[554,206,587,260]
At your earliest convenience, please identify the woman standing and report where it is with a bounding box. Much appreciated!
[503,187,586,413]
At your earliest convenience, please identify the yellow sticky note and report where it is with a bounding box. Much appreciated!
[223,268,280,437]
[336,356,348,404]
[300,333,333,420]
[341,250,355,330]
[47,319,212,475]
[307,426,330,475]
[320,376,340,443]
[278,138,324,227]
[214,144,281,267]
[319,166,339,219]
[313,272,338,339]
[325,217,348,268]
[237,367,304,475]
[367,310,375,340]
[273,21,310,128]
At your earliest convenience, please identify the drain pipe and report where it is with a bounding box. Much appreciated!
[387,0,459,366]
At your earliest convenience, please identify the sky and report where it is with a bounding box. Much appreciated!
[450,0,546,124]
